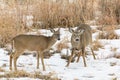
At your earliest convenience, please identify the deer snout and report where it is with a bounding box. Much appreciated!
[75,38,79,41]
[58,37,60,40]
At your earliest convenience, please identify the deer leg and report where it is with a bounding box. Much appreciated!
[14,57,19,71]
[10,52,14,70]
[37,52,40,69]
[76,51,82,62]
[13,51,22,71]
[82,48,87,67]
[66,49,74,67]
[40,52,45,71]
[72,52,77,62]
[91,48,96,59]
[13,55,19,71]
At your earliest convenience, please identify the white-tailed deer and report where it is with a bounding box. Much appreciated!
[66,24,96,67]
[10,28,60,71]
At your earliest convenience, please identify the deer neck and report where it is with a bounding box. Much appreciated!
[48,36,57,48]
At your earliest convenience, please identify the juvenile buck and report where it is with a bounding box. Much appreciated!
[10,29,60,71]
[66,24,96,67]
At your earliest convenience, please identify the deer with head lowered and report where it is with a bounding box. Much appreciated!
[10,28,60,71]
[66,24,96,67]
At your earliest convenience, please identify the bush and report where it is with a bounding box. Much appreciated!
[97,0,120,25]
[98,31,119,39]
[0,8,27,47]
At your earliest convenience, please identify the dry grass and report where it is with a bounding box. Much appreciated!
[98,30,119,39]
[92,40,103,51]
[98,25,119,39]
[97,25,117,31]
[33,50,53,59]
[3,70,31,78]
[0,67,5,72]
[60,54,75,62]
[113,53,120,59]
[1,0,96,28]
[0,0,96,47]
[110,62,117,66]
[0,26,25,47]
[112,77,117,80]
[110,47,117,52]
[97,0,120,25]
[0,0,119,47]
[56,37,70,52]
[0,5,28,47]
[0,70,59,80]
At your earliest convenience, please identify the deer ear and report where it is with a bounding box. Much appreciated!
[69,28,74,33]
[50,29,55,33]
[58,28,60,31]
[79,29,84,34]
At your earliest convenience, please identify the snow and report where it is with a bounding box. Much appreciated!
[23,15,34,27]
[0,27,120,80]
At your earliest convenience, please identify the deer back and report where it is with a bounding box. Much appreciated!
[76,24,92,46]
[12,29,60,52]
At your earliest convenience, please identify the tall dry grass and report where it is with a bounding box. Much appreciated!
[0,70,59,80]
[0,12,22,47]
[97,0,120,25]
[0,0,95,47]
[0,0,33,47]
[0,0,119,47]
[31,0,96,28]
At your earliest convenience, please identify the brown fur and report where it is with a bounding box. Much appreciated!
[66,24,96,67]
[10,29,60,71]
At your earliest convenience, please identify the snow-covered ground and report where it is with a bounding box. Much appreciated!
[0,26,120,80]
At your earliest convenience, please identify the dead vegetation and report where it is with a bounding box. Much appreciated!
[33,50,54,59]
[113,53,120,59]
[0,70,59,80]
[60,54,75,63]
[98,30,119,39]
[56,37,70,52]
[0,0,119,47]
[92,40,103,51]
[0,15,26,47]
[0,0,96,47]
[0,67,5,72]
[97,0,120,25]
[97,25,119,39]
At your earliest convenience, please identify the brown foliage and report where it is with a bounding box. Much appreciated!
[0,70,59,80]
[98,31,119,39]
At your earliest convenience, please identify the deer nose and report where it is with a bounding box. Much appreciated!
[76,39,79,41]
[58,38,60,40]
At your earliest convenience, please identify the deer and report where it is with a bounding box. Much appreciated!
[9,28,60,71]
[66,24,96,67]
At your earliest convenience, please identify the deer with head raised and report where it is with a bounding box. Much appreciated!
[10,28,60,71]
[66,24,96,67]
